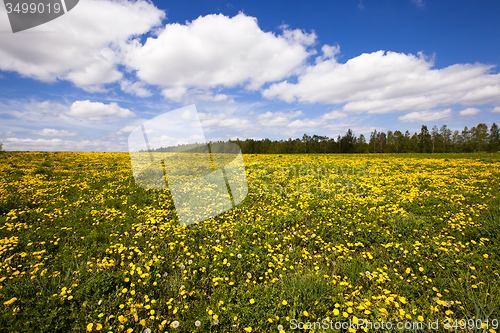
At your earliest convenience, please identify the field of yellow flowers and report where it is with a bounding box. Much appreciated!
[0,151,499,333]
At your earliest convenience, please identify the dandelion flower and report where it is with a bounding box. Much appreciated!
[172,320,180,328]
[237,254,242,259]
[249,299,255,304]
[195,321,201,327]
[3,297,17,305]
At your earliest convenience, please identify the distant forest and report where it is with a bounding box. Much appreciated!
[148,122,500,154]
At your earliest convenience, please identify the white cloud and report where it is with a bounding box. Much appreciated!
[276,130,298,137]
[262,50,500,114]
[323,122,361,132]
[67,100,135,120]
[161,87,188,102]
[459,107,480,116]
[199,112,227,128]
[32,101,64,110]
[0,137,126,151]
[398,108,453,123]
[287,118,324,129]
[124,13,316,99]
[29,128,78,137]
[0,0,164,91]
[118,125,138,133]
[256,110,303,127]
[411,0,425,8]
[120,80,153,97]
[315,44,340,63]
[492,106,500,114]
[323,110,347,120]
[218,118,252,130]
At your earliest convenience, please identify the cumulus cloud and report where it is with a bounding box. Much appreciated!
[124,13,316,100]
[459,108,480,116]
[256,110,303,127]
[218,118,252,130]
[29,128,78,137]
[398,108,452,123]
[67,100,135,120]
[0,137,126,151]
[120,80,153,97]
[117,125,138,134]
[262,50,500,114]
[323,110,347,120]
[0,0,164,91]
[411,0,425,8]
[492,106,500,114]
[31,101,64,110]
[287,118,324,129]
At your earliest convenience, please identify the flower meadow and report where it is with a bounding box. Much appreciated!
[0,151,499,333]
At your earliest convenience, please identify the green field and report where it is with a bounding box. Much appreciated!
[1,152,499,332]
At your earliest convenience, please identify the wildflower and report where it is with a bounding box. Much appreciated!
[237,254,242,259]
[163,272,168,277]
[95,323,102,331]
[282,300,288,305]
[227,263,231,267]
[289,248,293,252]
[244,327,252,332]
[3,297,17,305]
[195,320,201,327]
[365,271,371,276]
[98,300,102,306]
[4,258,11,264]
[278,325,284,331]
[250,299,255,304]
[179,263,185,270]
[216,239,220,243]
[86,323,93,332]
[144,329,152,333]
[247,273,252,278]
[214,319,219,325]
[172,320,180,328]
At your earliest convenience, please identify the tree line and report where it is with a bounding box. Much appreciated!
[145,123,499,154]
[228,123,499,154]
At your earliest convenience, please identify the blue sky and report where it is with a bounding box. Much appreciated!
[0,0,499,151]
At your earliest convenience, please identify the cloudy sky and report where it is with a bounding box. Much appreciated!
[0,0,499,151]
